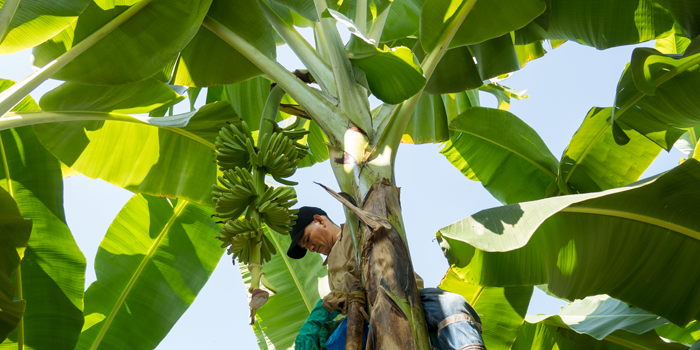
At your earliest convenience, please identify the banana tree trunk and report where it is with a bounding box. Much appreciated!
[360,179,430,349]
[323,156,430,349]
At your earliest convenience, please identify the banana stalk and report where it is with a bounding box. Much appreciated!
[247,85,287,291]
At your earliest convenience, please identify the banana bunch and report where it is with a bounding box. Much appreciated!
[212,167,256,221]
[215,121,253,172]
[253,132,305,185]
[212,167,298,264]
[213,113,307,270]
[216,216,277,263]
[255,186,299,234]
[216,118,310,181]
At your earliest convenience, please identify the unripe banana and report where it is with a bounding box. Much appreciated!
[215,121,254,171]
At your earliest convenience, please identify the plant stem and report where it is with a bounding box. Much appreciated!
[0,0,155,118]
[313,22,330,63]
[203,16,350,147]
[260,1,336,95]
[355,0,367,34]
[313,0,373,136]
[370,0,478,164]
[248,85,286,291]
[367,3,391,45]
[0,0,20,45]
[258,85,286,141]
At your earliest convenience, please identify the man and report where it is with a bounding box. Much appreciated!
[288,207,486,350]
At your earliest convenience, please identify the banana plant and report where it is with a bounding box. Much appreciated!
[209,84,308,319]
[1,0,699,349]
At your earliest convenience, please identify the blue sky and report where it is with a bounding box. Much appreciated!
[0,24,685,349]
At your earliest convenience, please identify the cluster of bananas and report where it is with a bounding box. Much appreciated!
[212,117,308,265]
[215,118,309,181]
[215,120,253,172]
[213,181,299,263]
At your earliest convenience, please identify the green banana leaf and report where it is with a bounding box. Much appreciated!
[420,0,545,52]
[438,268,533,350]
[31,101,237,207]
[513,319,686,350]
[241,228,330,349]
[513,0,550,45]
[530,295,670,340]
[656,321,700,345]
[39,79,185,114]
[326,8,426,105]
[478,83,528,111]
[31,0,212,85]
[653,0,700,40]
[379,0,423,43]
[441,107,559,204]
[223,77,273,133]
[401,93,449,144]
[674,126,700,158]
[296,119,330,168]
[613,49,700,150]
[513,294,686,349]
[470,33,521,80]
[543,0,675,50]
[558,107,662,194]
[441,90,480,121]
[437,158,700,326]
[449,0,546,49]
[514,40,547,67]
[656,30,691,54]
[350,45,426,104]
[0,187,31,342]
[0,79,86,350]
[423,46,483,94]
[76,194,223,350]
[0,0,90,54]
[271,0,319,22]
[172,0,276,87]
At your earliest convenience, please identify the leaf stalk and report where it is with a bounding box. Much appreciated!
[370,0,478,163]
[259,0,337,95]
[202,16,350,147]
[313,0,373,136]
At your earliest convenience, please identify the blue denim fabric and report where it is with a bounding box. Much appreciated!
[420,288,486,350]
[324,288,485,350]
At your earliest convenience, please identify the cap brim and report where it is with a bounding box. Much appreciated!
[287,230,307,259]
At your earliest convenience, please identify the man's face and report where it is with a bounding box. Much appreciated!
[298,215,335,256]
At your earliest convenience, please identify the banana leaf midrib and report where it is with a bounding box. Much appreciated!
[88,199,189,350]
[560,206,700,241]
[267,230,313,312]
[453,129,557,179]
[0,0,21,44]
[689,127,698,146]
[2,110,215,149]
[562,122,610,185]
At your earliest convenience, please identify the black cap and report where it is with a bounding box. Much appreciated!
[287,207,327,259]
